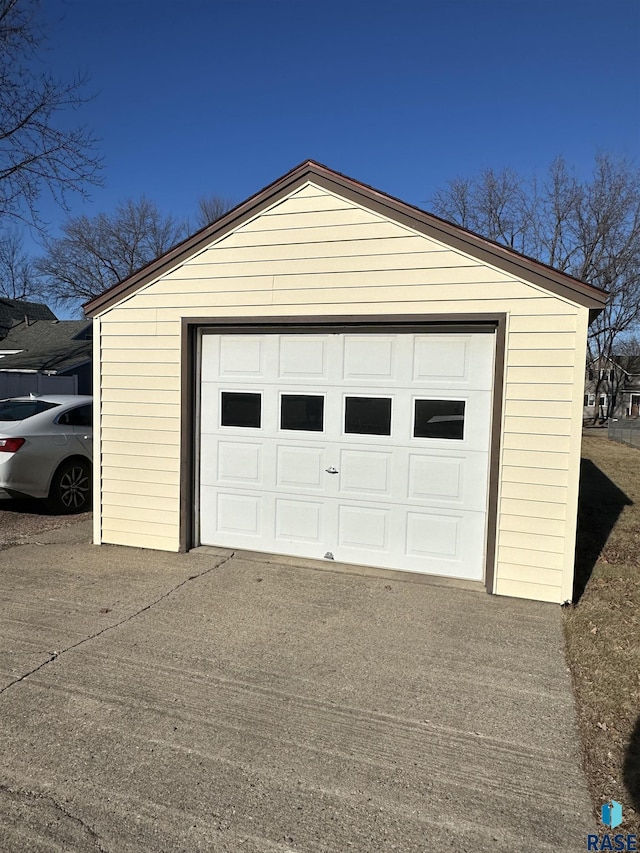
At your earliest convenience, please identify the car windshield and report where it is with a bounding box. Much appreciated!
[0,400,60,421]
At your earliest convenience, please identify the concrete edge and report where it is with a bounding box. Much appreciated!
[190,545,485,592]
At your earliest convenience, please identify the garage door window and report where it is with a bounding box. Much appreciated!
[221,392,261,428]
[414,399,465,440]
[280,394,324,432]
[345,396,392,436]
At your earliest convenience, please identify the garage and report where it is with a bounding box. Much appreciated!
[199,329,494,580]
[84,160,607,603]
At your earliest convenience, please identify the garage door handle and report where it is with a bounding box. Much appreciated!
[325,467,339,474]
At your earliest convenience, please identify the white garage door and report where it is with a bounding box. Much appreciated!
[199,331,494,581]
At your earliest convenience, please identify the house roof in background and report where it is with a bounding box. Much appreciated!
[0,320,92,373]
[613,355,640,376]
[84,160,610,318]
[0,299,57,337]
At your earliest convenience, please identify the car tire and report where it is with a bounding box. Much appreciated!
[47,458,92,514]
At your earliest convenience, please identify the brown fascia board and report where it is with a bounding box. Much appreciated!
[84,160,609,317]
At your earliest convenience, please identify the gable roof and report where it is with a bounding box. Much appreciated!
[84,160,609,318]
[0,319,92,373]
[0,298,57,338]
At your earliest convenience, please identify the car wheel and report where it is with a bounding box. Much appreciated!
[48,458,92,514]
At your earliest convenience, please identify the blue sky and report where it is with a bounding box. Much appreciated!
[29,0,640,247]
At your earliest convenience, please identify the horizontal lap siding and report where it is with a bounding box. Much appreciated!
[496,579,564,602]
[98,307,181,551]
[501,499,567,520]
[101,526,179,552]
[97,182,587,600]
[494,306,587,601]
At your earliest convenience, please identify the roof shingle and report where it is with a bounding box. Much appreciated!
[0,319,92,373]
[0,299,56,338]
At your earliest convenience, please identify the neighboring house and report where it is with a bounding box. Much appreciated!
[84,160,608,605]
[583,357,622,421]
[0,318,92,397]
[0,298,56,339]
[615,357,640,417]
[584,356,640,420]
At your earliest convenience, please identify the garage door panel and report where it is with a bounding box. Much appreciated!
[342,335,396,381]
[337,504,390,551]
[403,511,486,579]
[202,439,265,487]
[217,441,263,485]
[275,498,324,543]
[408,453,462,501]
[413,336,467,382]
[406,511,460,558]
[279,336,329,379]
[219,335,265,378]
[407,450,488,511]
[338,449,392,496]
[216,492,262,536]
[199,331,494,582]
[412,334,493,389]
[275,445,325,489]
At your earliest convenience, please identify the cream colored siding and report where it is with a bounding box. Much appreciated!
[500,498,567,520]
[102,453,177,472]
[497,579,563,602]
[101,526,178,552]
[501,466,570,486]
[500,482,568,503]
[503,417,572,435]
[105,467,180,485]
[501,515,566,537]
[101,388,180,404]
[500,564,566,586]
[502,433,572,454]
[504,399,571,418]
[97,308,181,551]
[92,318,101,545]
[95,181,592,601]
[507,348,577,366]
[561,307,589,602]
[498,547,564,571]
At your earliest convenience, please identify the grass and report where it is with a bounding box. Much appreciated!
[564,432,640,832]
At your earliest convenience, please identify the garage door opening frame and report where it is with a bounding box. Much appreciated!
[179,313,507,594]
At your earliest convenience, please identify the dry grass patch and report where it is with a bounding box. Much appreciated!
[564,432,640,832]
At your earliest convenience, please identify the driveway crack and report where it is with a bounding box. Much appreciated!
[0,782,111,852]
[0,552,235,696]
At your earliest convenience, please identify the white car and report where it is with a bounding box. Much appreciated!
[0,395,93,513]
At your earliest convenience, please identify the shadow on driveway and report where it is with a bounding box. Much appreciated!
[0,497,51,516]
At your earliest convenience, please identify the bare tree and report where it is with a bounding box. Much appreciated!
[0,0,102,229]
[36,197,186,307]
[0,229,40,298]
[431,168,532,254]
[430,154,640,421]
[195,194,234,228]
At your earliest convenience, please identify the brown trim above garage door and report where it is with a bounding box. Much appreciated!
[180,313,506,594]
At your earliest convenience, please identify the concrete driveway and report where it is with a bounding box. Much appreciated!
[0,522,593,851]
